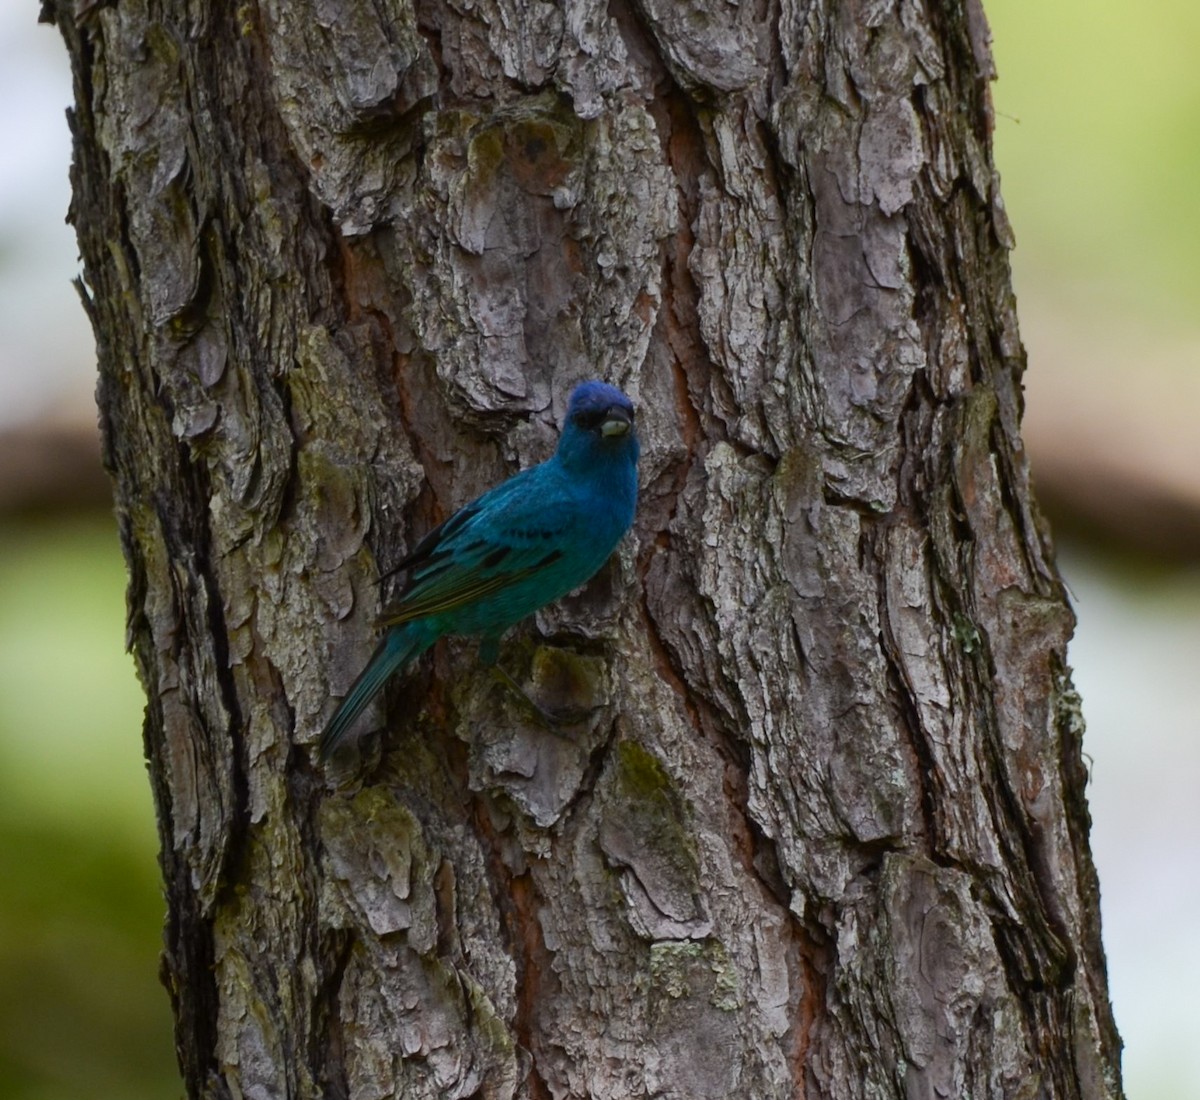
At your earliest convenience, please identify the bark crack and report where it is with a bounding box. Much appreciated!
[470,801,555,1100]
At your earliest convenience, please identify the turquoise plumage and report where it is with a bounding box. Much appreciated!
[318,380,639,760]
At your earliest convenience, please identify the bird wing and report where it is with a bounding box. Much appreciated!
[379,469,574,627]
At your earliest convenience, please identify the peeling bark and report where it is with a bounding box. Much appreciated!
[52,0,1122,1096]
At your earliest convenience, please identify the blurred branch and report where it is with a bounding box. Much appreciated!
[3,402,1198,562]
[0,414,111,514]
[1021,303,1200,563]
[1033,460,1200,563]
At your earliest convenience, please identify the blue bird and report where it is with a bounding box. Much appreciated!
[318,380,639,760]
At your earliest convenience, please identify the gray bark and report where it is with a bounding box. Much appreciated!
[52,0,1123,1097]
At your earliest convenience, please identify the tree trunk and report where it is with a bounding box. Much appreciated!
[52,0,1123,1096]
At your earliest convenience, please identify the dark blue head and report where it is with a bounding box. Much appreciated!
[556,380,639,472]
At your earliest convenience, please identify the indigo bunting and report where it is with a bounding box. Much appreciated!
[318,380,639,760]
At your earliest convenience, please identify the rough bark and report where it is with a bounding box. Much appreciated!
[52,0,1123,1097]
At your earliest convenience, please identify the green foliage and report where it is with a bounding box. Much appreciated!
[989,0,1200,322]
[0,516,178,1098]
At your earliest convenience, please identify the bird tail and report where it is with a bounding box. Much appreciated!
[318,625,429,761]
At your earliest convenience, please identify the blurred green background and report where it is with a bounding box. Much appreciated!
[992,0,1200,316]
[1,0,1197,1097]
[0,519,177,1097]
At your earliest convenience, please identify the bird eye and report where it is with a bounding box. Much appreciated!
[572,408,608,430]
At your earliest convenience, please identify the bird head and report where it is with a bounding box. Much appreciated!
[557,381,639,469]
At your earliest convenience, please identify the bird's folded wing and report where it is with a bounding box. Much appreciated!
[380,478,573,625]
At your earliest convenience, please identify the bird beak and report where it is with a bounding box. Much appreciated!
[600,406,633,437]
